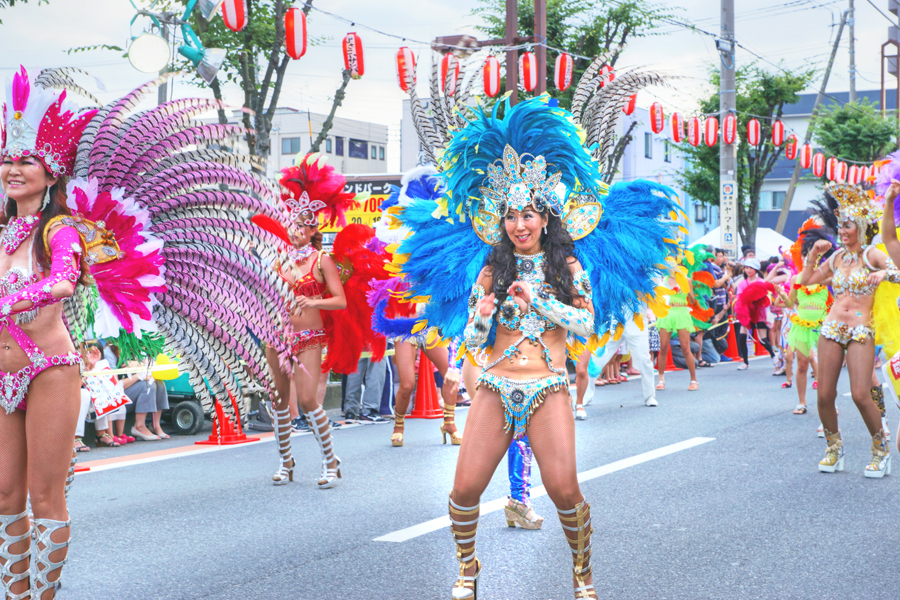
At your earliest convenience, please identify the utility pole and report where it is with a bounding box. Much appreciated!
[849,0,856,102]
[775,11,849,234]
[534,0,547,95]
[506,0,519,104]
[718,0,738,259]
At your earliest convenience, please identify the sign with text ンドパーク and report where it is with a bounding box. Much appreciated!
[319,176,401,233]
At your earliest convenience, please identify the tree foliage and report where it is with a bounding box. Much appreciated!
[0,0,48,23]
[813,98,898,163]
[676,64,814,247]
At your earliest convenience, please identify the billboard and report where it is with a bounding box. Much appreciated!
[320,174,402,235]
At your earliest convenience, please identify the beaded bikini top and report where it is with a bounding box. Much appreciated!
[0,237,41,324]
[829,247,877,298]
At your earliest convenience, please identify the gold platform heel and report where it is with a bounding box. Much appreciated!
[441,405,463,445]
[391,414,405,447]
[819,429,844,473]
[504,497,544,529]
[865,429,891,478]
[449,495,480,599]
[558,500,597,599]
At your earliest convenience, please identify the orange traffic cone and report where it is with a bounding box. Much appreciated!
[723,321,740,360]
[657,344,683,373]
[407,353,443,419]
[196,390,260,446]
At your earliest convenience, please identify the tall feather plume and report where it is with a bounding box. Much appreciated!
[407,84,440,165]
[34,67,101,106]
[570,55,607,121]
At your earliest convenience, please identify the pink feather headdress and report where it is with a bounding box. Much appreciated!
[279,153,361,227]
[2,66,98,177]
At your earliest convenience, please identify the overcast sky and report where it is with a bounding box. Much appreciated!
[0,0,890,170]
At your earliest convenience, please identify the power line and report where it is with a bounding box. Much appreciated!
[864,0,897,24]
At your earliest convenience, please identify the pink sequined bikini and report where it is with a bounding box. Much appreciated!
[0,219,83,415]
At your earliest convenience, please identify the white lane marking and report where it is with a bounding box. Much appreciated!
[373,436,715,543]
[76,422,367,475]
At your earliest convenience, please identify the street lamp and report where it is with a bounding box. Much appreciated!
[177,0,228,84]
[128,32,171,73]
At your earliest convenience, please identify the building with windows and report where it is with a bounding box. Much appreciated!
[759,89,896,237]
[206,107,389,179]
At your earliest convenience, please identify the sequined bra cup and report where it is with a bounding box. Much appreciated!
[829,247,880,298]
[291,252,326,298]
[0,238,42,324]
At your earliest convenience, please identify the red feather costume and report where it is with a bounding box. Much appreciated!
[734,279,775,328]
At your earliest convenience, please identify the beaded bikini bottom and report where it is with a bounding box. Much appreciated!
[477,371,569,439]
[287,328,327,358]
[821,320,874,349]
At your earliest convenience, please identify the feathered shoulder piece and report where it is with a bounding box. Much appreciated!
[280,153,361,228]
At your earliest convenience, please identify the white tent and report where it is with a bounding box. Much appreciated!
[691,227,793,260]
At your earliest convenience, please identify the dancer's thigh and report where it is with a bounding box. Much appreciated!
[452,387,512,503]
[527,389,581,509]
[0,408,26,514]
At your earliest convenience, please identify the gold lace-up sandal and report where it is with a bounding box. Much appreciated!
[558,500,597,599]
[864,428,891,478]
[272,405,295,485]
[449,495,481,599]
[505,497,544,529]
[818,429,844,473]
[307,407,341,489]
[0,511,31,600]
[33,517,70,599]
[391,414,405,447]
[872,386,891,442]
[441,405,462,445]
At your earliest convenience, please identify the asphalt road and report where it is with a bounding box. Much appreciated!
[63,358,899,600]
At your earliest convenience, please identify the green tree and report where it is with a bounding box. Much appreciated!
[471,0,673,106]
[0,0,48,23]
[813,98,898,163]
[676,64,815,247]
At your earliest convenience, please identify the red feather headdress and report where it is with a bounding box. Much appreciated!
[279,153,359,228]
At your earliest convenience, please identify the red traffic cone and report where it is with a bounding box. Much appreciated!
[196,390,260,446]
[723,321,740,360]
[657,344,683,373]
[407,353,443,419]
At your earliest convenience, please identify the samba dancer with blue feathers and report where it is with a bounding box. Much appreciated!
[386,84,684,598]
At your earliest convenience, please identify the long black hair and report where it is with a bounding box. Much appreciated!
[487,207,575,306]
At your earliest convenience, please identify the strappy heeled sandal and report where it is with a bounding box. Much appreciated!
[307,407,342,489]
[0,511,32,600]
[391,414,405,447]
[504,498,543,529]
[95,433,120,447]
[440,405,462,445]
[558,501,597,599]
[449,496,480,599]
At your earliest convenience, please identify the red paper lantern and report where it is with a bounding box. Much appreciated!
[671,112,684,143]
[871,164,881,180]
[785,135,798,160]
[623,94,636,115]
[395,47,416,92]
[650,102,664,134]
[441,54,459,95]
[848,164,860,185]
[772,120,784,146]
[746,118,760,146]
[812,153,825,177]
[519,52,537,92]
[859,165,870,182]
[599,65,615,88]
[687,117,701,147]
[723,113,737,145]
[704,117,719,147]
[836,161,848,183]
[222,0,248,32]
[285,8,307,60]
[342,32,364,79]
[799,143,812,168]
[825,157,837,181]
[483,56,501,98]
[554,53,573,91]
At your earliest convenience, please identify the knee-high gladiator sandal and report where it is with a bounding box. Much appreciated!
[272,404,295,485]
[391,414,405,447]
[865,429,891,479]
[448,496,481,600]
[871,386,890,442]
[819,429,844,473]
[440,405,462,445]
[64,450,76,499]
[0,512,31,600]
[306,407,341,489]
[558,501,596,600]
[32,518,69,600]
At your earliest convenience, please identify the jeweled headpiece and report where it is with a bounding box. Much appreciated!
[279,153,360,228]
[827,182,880,234]
[479,145,564,217]
[2,66,98,177]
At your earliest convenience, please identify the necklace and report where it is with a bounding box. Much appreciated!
[841,245,865,266]
[1,213,40,254]
[288,244,316,264]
